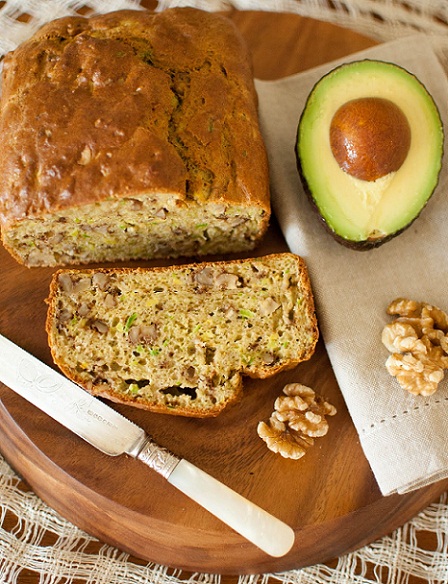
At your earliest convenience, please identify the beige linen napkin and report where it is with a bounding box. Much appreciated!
[255,34,448,496]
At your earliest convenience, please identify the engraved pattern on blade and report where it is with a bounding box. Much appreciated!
[137,437,180,479]
[0,334,145,456]
[16,356,119,429]
[18,357,62,394]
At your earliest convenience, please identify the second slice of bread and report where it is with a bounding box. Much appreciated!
[46,253,318,417]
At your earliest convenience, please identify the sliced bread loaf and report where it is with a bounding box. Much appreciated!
[45,253,318,417]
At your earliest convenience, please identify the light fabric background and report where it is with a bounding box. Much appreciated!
[1,1,448,583]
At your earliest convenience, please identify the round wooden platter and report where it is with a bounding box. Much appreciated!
[1,8,447,577]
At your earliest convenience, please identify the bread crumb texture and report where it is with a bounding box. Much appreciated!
[0,8,270,266]
[46,253,318,417]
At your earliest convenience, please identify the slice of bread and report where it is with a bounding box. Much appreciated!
[46,253,318,417]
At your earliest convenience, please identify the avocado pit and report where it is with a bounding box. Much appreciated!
[330,97,412,182]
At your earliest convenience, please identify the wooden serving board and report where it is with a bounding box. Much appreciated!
[1,9,447,576]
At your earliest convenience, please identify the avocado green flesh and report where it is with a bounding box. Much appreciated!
[297,60,444,244]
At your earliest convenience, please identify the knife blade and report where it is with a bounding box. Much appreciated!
[0,333,295,557]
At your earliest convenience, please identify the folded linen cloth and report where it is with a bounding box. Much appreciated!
[255,34,448,496]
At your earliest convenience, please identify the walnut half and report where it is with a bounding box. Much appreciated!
[257,383,337,460]
[382,298,448,396]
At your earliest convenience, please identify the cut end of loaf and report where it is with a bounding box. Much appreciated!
[45,253,318,417]
[3,195,268,267]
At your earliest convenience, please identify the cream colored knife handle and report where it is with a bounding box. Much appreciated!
[167,459,295,558]
[130,435,295,557]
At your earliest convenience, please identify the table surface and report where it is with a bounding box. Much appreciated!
[1,4,446,583]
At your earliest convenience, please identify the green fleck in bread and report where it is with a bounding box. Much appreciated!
[45,253,318,417]
[0,8,270,267]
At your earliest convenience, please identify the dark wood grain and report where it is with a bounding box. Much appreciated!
[1,7,447,579]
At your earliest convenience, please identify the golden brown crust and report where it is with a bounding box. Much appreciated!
[0,8,269,233]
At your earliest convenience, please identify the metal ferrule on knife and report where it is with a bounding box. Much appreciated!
[127,434,181,480]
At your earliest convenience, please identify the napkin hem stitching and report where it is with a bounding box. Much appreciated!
[360,395,448,436]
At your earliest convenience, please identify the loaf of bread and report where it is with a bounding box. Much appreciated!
[46,253,318,417]
[0,8,270,267]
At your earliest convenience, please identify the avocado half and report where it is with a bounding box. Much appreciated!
[295,60,444,249]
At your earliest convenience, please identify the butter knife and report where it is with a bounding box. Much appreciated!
[0,333,295,557]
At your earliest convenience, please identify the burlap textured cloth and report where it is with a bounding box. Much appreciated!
[255,34,448,496]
